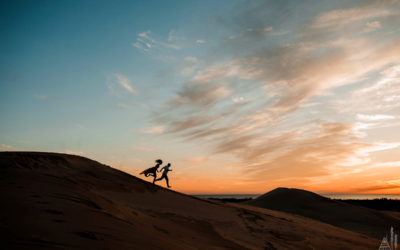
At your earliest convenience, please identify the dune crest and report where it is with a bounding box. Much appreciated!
[245,187,400,239]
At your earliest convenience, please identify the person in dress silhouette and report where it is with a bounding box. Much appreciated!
[140,159,162,184]
[155,163,172,188]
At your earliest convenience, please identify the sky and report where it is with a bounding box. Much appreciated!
[1,0,400,194]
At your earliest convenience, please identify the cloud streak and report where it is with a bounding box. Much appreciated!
[133,30,181,53]
[147,0,400,191]
[0,144,15,150]
[142,126,164,134]
[311,3,391,30]
[107,73,136,97]
[114,73,136,94]
[357,114,395,121]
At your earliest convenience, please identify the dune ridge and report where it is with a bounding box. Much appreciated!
[245,187,400,239]
[0,152,380,249]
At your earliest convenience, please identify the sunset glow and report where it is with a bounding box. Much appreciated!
[1,0,400,194]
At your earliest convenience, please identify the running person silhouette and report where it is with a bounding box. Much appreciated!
[140,159,162,184]
[155,163,172,188]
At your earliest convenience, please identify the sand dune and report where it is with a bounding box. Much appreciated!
[0,152,380,249]
[245,187,400,239]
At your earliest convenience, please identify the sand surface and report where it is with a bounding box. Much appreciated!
[0,152,381,249]
[245,187,400,239]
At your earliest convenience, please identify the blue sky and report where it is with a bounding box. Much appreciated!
[1,0,400,194]
[0,0,223,147]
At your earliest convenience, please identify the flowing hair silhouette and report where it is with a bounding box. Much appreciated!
[140,159,162,184]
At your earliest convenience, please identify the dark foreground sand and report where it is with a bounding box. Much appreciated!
[0,152,380,249]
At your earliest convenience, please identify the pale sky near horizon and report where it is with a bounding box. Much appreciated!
[1,0,400,194]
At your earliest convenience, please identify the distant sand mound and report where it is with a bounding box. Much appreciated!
[0,152,380,249]
[245,187,400,239]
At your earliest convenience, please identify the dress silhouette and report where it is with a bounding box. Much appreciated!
[140,159,162,184]
[155,163,172,188]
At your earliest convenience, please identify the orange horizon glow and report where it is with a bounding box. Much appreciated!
[117,162,400,195]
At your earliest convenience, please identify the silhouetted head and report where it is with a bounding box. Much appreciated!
[167,163,171,166]
[155,159,162,164]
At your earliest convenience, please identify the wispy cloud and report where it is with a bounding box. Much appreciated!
[168,29,185,43]
[363,21,381,33]
[0,144,15,150]
[114,73,136,94]
[133,30,181,53]
[141,126,164,134]
[338,64,400,114]
[311,3,391,30]
[357,114,395,121]
[351,184,400,193]
[149,0,400,188]
[107,73,136,97]
[372,161,400,168]
[179,56,199,75]
[359,142,400,154]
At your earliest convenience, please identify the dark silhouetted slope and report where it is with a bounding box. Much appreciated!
[245,187,400,239]
[0,152,380,249]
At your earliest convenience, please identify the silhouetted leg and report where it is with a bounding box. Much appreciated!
[155,175,163,182]
[152,175,157,184]
[165,176,170,188]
